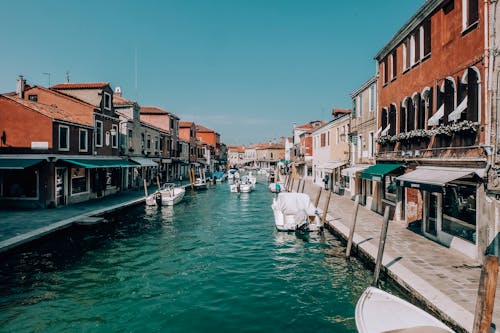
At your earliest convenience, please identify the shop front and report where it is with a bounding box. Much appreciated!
[342,165,369,203]
[397,166,484,258]
[360,163,404,215]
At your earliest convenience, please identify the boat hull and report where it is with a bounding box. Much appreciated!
[355,287,454,333]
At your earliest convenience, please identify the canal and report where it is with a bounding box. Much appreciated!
[0,177,396,332]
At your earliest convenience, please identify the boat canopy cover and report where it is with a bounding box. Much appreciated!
[275,193,316,216]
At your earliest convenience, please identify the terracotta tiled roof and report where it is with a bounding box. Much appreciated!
[332,108,351,115]
[113,94,136,106]
[180,121,194,127]
[256,142,284,150]
[196,124,214,133]
[140,106,168,114]
[3,95,93,127]
[51,82,109,89]
[25,86,95,109]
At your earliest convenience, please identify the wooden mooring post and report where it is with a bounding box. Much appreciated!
[300,179,306,193]
[345,195,360,259]
[472,255,499,333]
[372,206,390,287]
[284,175,290,190]
[314,187,322,208]
[156,176,161,191]
[143,179,148,197]
[289,177,295,192]
[296,179,302,192]
[321,189,332,223]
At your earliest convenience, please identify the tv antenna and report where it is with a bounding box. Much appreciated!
[42,72,51,87]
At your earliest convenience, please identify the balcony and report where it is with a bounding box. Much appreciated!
[377,145,486,162]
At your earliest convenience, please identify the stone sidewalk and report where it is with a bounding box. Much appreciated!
[299,179,496,333]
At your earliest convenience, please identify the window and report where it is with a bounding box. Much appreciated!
[358,94,363,118]
[95,120,103,147]
[410,35,416,67]
[423,19,432,57]
[384,175,398,202]
[147,135,151,149]
[111,124,118,148]
[442,182,477,243]
[357,135,362,159]
[128,129,133,148]
[369,84,375,112]
[463,0,479,30]
[71,167,88,194]
[28,94,38,102]
[383,57,389,84]
[103,92,111,110]
[79,129,88,152]
[141,133,145,148]
[391,50,397,80]
[327,131,330,146]
[403,39,410,71]
[336,128,339,144]
[369,132,374,157]
[155,136,159,150]
[59,125,69,151]
[320,133,326,147]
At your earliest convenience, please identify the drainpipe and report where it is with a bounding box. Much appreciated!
[485,0,491,148]
[491,0,499,165]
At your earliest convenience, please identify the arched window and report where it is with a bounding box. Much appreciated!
[411,93,420,130]
[389,104,397,136]
[443,78,456,125]
[400,100,407,133]
[421,87,433,129]
[466,67,479,122]
[381,107,388,130]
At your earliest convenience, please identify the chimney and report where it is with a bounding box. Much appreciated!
[114,86,122,97]
[16,75,26,99]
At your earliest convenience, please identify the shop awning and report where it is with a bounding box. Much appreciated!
[448,96,468,122]
[0,158,45,169]
[397,166,483,192]
[428,104,444,126]
[341,165,369,177]
[63,158,137,168]
[319,161,347,172]
[130,157,158,167]
[360,163,403,181]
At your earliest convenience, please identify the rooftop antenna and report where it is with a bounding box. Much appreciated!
[66,71,70,83]
[43,72,51,87]
[134,47,138,99]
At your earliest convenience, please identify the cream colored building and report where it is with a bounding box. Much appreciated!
[343,76,378,206]
[312,110,350,190]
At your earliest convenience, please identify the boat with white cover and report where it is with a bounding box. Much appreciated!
[355,287,454,333]
[146,183,186,206]
[271,192,322,232]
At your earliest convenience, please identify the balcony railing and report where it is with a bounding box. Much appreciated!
[377,145,486,160]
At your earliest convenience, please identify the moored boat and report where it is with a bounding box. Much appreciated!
[193,177,208,190]
[146,183,185,206]
[271,192,322,232]
[355,287,454,333]
[230,175,253,193]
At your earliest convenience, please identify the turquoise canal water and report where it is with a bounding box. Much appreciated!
[0,177,391,332]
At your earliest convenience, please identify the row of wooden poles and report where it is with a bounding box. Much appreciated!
[283,174,497,333]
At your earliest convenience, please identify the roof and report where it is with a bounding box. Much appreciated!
[25,85,96,110]
[1,95,93,127]
[180,121,194,127]
[332,108,351,115]
[51,82,109,89]
[375,0,441,61]
[295,120,326,131]
[196,124,215,133]
[256,143,284,150]
[113,94,136,106]
[140,106,168,114]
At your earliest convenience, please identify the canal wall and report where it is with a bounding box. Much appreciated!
[294,176,496,333]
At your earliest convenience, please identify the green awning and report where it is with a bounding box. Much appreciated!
[0,158,44,169]
[360,163,403,182]
[63,158,138,168]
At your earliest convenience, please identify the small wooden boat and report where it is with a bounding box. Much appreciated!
[355,287,454,333]
[271,192,322,232]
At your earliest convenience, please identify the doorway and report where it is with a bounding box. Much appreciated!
[55,168,67,206]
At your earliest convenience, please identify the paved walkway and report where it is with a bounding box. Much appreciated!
[299,179,495,333]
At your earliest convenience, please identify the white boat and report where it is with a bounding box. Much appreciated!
[193,177,208,190]
[355,287,454,333]
[146,183,185,206]
[230,176,253,193]
[271,192,322,232]
[248,172,257,188]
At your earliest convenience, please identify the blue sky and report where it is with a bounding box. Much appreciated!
[0,0,423,145]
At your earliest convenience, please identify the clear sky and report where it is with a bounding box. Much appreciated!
[0,0,424,145]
